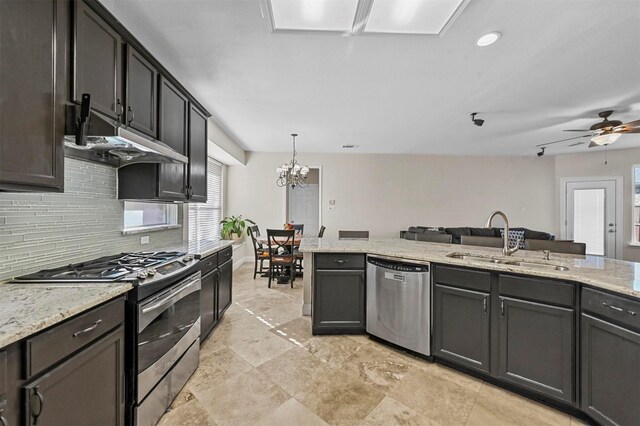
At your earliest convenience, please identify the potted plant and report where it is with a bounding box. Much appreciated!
[220,215,255,243]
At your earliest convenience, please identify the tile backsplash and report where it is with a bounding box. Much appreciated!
[0,158,184,281]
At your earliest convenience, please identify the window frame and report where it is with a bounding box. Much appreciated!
[122,201,180,234]
[188,158,224,243]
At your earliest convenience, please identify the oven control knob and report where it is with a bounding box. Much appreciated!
[147,268,157,276]
[137,270,148,279]
[183,255,194,262]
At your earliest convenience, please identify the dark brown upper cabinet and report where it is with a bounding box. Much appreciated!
[188,105,208,202]
[0,0,67,192]
[158,77,189,201]
[74,0,124,121]
[126,46,159,138]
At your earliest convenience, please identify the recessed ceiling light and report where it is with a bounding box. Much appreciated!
[476,31,501,47]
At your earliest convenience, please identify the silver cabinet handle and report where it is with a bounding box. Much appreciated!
[72,319,102,338]
[31,386,44,425]
[500,298,505,318]
[483,296,488,315]
[602,302,636,316]
[333,259,347,264]
[127,106,135,125]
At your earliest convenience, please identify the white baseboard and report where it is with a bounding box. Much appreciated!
[302,303,311,316]
[233,256,253,271]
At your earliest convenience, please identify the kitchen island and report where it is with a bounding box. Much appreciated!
[299,237,640,426]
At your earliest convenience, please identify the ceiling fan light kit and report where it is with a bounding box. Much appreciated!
[590,133,621,147]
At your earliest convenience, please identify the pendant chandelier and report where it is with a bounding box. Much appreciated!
[276,133,309,188]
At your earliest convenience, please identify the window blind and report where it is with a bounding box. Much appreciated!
[189,158,223,242]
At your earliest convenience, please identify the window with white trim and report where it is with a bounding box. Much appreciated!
[189,158,223,242]
[633,166,640,243]
[124,202,179,232]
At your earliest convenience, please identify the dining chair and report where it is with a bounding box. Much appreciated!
[318,226,326,238]
[338,230,369,239]
[525,240,586,255]
[249,225,270,279]
[291,224,304,234]
[415,232,452,244]
[460,235,504,248]
[266,229,296,288]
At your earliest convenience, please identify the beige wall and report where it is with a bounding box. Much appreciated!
[554,147,640,262]
[227,152,558,258]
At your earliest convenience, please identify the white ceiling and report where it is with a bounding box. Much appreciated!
[99,0,640,156]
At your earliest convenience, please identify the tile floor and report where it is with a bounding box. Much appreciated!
[158,264,587,426]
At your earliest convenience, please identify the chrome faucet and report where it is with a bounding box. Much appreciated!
[485,210,520,256]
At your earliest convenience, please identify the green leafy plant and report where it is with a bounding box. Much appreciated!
[220,215,255,239]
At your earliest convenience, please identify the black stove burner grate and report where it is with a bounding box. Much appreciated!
[15,251,186,281]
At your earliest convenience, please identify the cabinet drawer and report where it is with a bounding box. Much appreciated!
[434,265,491,292]
[499,275,574,308]
[315,254,365,270]
[218,246,232,265]
[25,297,124,377]
[582,287,640,331]
[200,253,218,276]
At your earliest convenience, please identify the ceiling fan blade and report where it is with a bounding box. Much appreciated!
[536,134,591,147]
[588,141,599,148]
[563,129,591,132]
[623,128,640,134]
[622,119,640,128]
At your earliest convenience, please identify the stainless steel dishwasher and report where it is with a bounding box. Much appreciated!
[366,255,431,356]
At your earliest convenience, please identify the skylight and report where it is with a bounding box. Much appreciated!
[264,0,469,36]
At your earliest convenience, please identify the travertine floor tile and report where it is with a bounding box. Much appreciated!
[295,368,385,425]
[186,346,253,396]
[342,341,416,393]
[466,383,571,426]
[360,396,436,426]
[389,365,480,425]
[257,346,336,396]
[255,398,329,426]
[157,395,218,426]
[270,316,313,344]
[195,369,289,426]
[228,329,296,367]
[304,335,367,368]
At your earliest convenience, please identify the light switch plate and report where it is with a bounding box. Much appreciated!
[140,236,150,244]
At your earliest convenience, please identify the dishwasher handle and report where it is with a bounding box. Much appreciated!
[368,257,429,273]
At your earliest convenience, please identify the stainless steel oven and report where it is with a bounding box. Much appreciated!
[135,271,201,426]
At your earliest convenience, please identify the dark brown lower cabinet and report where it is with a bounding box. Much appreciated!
[498,297,574,403]
[218,259,233,318]
[313,269,366,334]
[23,326,125,425]
[581,313,640,426]
[433,284,490,373]
[200,269,218,341]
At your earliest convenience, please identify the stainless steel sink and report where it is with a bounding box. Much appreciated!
[503,261,569,271]
[446,252,569,271]
[446,252,507,264]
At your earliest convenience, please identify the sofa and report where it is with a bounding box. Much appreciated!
[400,226,554,246]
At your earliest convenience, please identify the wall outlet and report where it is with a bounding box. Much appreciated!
[328,205,335,212]
[140,236,150,245]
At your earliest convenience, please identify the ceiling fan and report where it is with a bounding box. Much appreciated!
[537,110,640,149]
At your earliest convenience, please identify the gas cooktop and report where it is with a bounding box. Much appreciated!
[13,251,190,282]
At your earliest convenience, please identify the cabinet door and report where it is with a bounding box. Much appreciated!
[0,0,66,192]
[200,269,218,341]
[74,0,123,120]
[187,105,208,203]
[581,313,640,426]
[218,260,233,318]
[498,297,574,403]
[126,46,158,137]
[313,270,366,334]
[24,326,125,426]
[158,78,188,201]
[434,284,490,373]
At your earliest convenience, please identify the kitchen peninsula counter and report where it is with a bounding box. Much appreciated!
[299,237,640,299]
[0,282,132,348]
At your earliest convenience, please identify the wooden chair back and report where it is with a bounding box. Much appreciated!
[525,240,586,255]
[266,229,296,262]
[338,230,369,239]
[460,235,504,248]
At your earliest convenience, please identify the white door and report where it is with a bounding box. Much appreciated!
[287,184,319,236]
[563,179,619,257]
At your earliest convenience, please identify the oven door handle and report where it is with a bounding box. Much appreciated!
[138,273,201,333]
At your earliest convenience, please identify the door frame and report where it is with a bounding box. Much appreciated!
[282,166,322,235]
[559,176,623,259]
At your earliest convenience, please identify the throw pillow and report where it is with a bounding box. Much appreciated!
[500,229,526,249]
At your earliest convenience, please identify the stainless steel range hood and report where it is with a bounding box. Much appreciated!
[64,96,188,167]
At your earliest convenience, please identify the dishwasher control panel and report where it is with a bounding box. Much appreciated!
[367,256,429,273]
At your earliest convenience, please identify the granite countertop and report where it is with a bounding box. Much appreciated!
[299,237,640,299]
[164,239,235,259]
[0,282,132,348]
